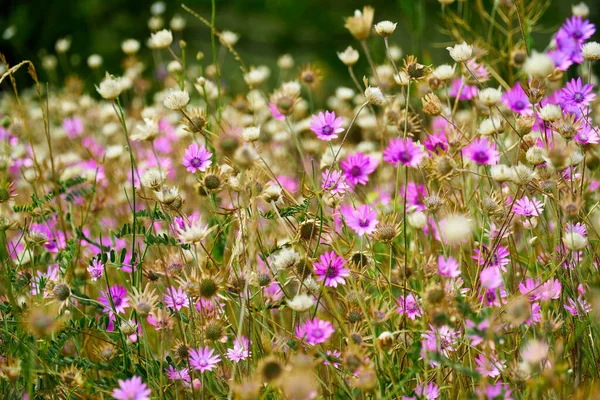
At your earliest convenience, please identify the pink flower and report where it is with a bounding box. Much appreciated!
[341,152,378,186]
[560,77,595,109]
[182,143,212,173]
[189,346,221,372]
[321,169,349,196]
[502,83,532,115]
[480,267,502,289]
[475,353,505,378]
[396,293,423,320]
[88,259,104,281]
[421,325,459,364]
[98,285,129,314]
[269,103,285,120]
[63,117,84,139]
[437,256,460,278]
[342,204,378,236]
[112,376,151,400]
[227,336,251,363]
[164,286,189,311]
[514,196,544,217]
[463,137,499,165]
[415,382,440,400]
[314,251,349,287]
[383,138,426,167]
[296,318,334,345]
[310,111,344,141]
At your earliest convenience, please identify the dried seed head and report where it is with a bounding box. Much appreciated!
[259,356,284,383]
[53,283,71,302]
[422,93,443,115]
[295,258,313,280]
[516,115,536,136]
[434,156,456,176]
[424,195,443,212]
[347,308,364,324]
[205,322,223,341]
[199,278,219,298]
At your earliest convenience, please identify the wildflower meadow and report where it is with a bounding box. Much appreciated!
[3,0,600,398]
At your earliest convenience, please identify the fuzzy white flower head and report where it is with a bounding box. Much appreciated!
[154,185,180,204]
[337,46,360,66]
[335,87,355,101]
[478,87,502,107]
[87,54,103,69]
[167,60,182,74]
[582,41,600,61]
[262,184,284,205]
[439,214,473,245]
[96,73,123,100]
[521,340,549,366]
[388,45,402,61]
[220,30,240,46]
[523,51,555,78]
[511,163,536,185]
[131,117,160,142]
[287,294,314,312]
[572,2,590,18]
[478,117,503,136]
[273,247,300,272]
[150,1,166,15]
[55,37,71,53]
[407,211,427,229]
[177,218,216,244]
[446,42,472,62]
[525,146,547,165]
[244,66,271,86]
[563,231,588,251]
[538,104,562,122]
[163,89,190,110]
[364,86,386,105]
[148,16,164,31]
[277,54,295,70]
[433,64,456,81]
[393,71,410,86]
[374,21,397,37]
[141,168,165,190]
[170,14,186,31]
[122,39,141,55]
[242,126,261,142]
[150,29,173,49]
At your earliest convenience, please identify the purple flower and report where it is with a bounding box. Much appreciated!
[63,117,84,139]
[323,349,341,368]
[463,137,499,165]
[396,293,423,320]
[502,83,532,115]
[475,353,505,378]
[341,153,378,186]
[164,286,189,311]
[559,16,596,42]
[189,346,221,372]
[514,196,544,217]
[421,325,459,361]
[296,318,334,345]
[415,382,440,400]
[480,267,502,290]
[314,251,349,287]
[565,296,592,316]
[424,130,449,153]
[560,78,595,109]
[88,259,104,281]
[321,169,349,196]
[342,204,378,236]
[477,382,513,400]
[269,103,285,120]
[473,244,510,270]
[438,256,460,278]
[182,143,212,173]
[450,78,478,100]
[98,285,129,314]
[165,365,190,381]
[574,123,600,145]
[383,138,426,167]
[401,182,426,211]
[310,111,344,141]
[112,376,151,400]
[227,336,251,363]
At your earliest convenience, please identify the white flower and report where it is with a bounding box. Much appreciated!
[523,51,555,78]
[242,126,261,142]
[388,45,402,61]
[244,66,271,86]
[150,1,166,15]
[131,117,160,142]
[163,89,190,110]
[446,42,472,62]
[220,30,240,46]
[374,21,397,37]
[287,294,314,312]
[154,186,180,204]
[521,340,549,366]
[439,214,472,245]
[490,164,515,183]
[273,248,300,272]
[177,218,215,244]
[170,14,186,31]
[336,87,355,101]
[87,54,103,69]
[478,87,502,107]
[407,211,427,229]
[105,145,124,159]
[563,231,588,251]
[277,54,295,70]
[262,184,283,205]
[337,46,360,66]
[538,104,562,122]
[96,73,123,99]
[150,29,173,49]
[433,64,456,81]
[122,39,141,55]
[572,2,590,18]
[55,37,71,53]
[167,60,182,73]
[478,117,504,136]
[364,86,386,105]
[525,146,547,165]
[141,168,165,190]
[582,41,600,61]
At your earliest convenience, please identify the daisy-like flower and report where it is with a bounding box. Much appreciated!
[165,365,190,382]
[383,138,426,167]
[323,349,342,368]
[477,382,514,400]
[342,204,379,236]
[574,123,600,146]
[473,244,510,270]
[88,259,104,281]
[421,325,459,361]
[98,285,130,314]
[321,170,349,196]
[227,336,251,363]
[560,15,596,42]
[189,346,221,373]
[112,376,151,400]
[560,77,595,109]
[414,382,440,400]
[437,256,460,278]
[462,137,500,165]
[310,111,344,141]
[502,83,532,115]
[182,143,212,173]
[296,318,335,345]
[341,153,378,186]
[475,353,505,378]
[480,267,502,289]
[164,286,189,311]
[177,218,216,244]
[396,293,423,320]
[314,251,349,287]
[513,196,544,217]
[564,222,588,250]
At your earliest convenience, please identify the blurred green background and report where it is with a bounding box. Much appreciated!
[0,0,591,94]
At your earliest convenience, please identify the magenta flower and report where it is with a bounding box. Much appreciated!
[450,78,478,100]
[321,169,349,196]
[396,293,423,320]
[423,130,449,153]
[514,196,544,217]
[480,267,502,290]
[502,83,532,115]
[323,349,342,368]
[227,336,251,363]
[310,111,344,141]
[560,16,596,42]
[63,117,84,139]
[182,143,212,173]
[98,285,129,314]
[477,382,513,400]
[296,318,334,345]
[342,204,378,236]
[415,382,440,400]
[421,325,459,362]
[314,251,349,287]
[463,137,499,165]
[112,376,151,400]
[383,138,426,167]
[574,123,600,145]
[401,182,426,211]
[269,103,285,121]
[560,78,595,109]
[189,346,221,372]
[341,152,378,186]
[165,365,190,382]
[88,259,104,281]
[473,244,510,270]
[438,256,460,278]
[475,353,505,378]
[164,286,189,311]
